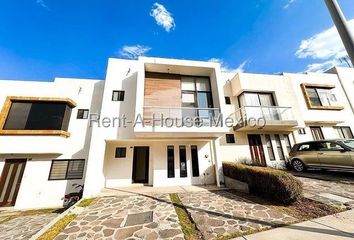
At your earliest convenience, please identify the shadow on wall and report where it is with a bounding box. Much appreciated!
[63,80,105,203]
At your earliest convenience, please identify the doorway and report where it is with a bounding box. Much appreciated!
[310,126,324,140]
[248,135,266,166]
[0,159,27,207]
[132,147,149,184]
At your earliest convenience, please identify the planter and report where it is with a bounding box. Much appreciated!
[224,176,249,193]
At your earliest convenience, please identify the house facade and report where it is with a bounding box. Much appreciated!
[0,57,353,209]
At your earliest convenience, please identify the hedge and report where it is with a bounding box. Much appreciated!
[223,162,303,204]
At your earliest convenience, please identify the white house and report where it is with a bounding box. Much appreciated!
[0,56,353,209]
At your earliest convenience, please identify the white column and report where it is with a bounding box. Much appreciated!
[211,138,224,187]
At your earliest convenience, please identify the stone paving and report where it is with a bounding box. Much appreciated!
[55,194,184,240]
[0,213,58,240]
[294,172,354,209]
[179,190,297,240]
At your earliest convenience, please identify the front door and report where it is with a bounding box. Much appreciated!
[310,126,324,140]
[132,147,149,184]
[0,159,27,207]
[248,135,266,166]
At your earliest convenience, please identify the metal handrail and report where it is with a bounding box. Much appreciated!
[143,106,221,111]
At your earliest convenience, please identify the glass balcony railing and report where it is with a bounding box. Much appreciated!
[142,106,221,127]
[235,106,295,123]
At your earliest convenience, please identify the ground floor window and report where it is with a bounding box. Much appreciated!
[191,145,199,177]
[310,126,324,140]
[334,126,353,139]
[167,146,175,178]
[179,146,187,178]
[274,135,285,160]
[265,135,275,161]
[49,159,85,180]
[284,134,292,155]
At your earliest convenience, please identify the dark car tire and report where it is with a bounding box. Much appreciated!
[292,159,306,172]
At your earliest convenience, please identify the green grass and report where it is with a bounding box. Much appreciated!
[37,214,77,240]
[169,193,201,240]
[0,208,63,224]
[77,198,96,207]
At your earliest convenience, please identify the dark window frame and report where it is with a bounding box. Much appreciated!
[298,128,306,135]
[112,90,125,101]
[191,145,200,177]
[115,147,127,158]
[226,134,235,144]
[237,91,276,108]
[274,134,285,160]
[179,146,187,178]
[167,145,175,178]
[48,159,85,180]
[77,109,89,119]
[225,96,231,105]
[284,134,292,155]
[334,126,354,139]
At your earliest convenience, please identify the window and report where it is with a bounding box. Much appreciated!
[179,146,187,178]
[316,141,344,151]
[112,90,125,101]
[298,144,312,151]
[310,126,324,140]
[49,159,85,180]
[3,101,72,131]
[181,77,213,122]
[302,84,341,109]
[298,128,306,135]
[225,96,231,105]
[77,109,89,119]
[265,135,275,161]
[226,134,235,144]
[274,135,285,160]
[334,127,354,139]
[115,147,126,158]
[239,92,275,107]
[191,145,199,177]
[167,146,175,178]
[284,134,292,154]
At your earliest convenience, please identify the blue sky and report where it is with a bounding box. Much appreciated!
[0,0,353,81]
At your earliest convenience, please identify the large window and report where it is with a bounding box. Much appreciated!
[265,135,275,161]
[274,135,285,160]
[191,145,199,177]
[238,92,275,107]
[3,101,72,131]
[181,77,213,121]
[167,146,175,178]
[301,84,342,110]
[49,159,85,180]
[179,146,187,178]
[334,127,354,139]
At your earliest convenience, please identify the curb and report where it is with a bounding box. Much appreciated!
[30,200,85,240]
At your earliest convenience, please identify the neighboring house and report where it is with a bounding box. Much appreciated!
[0,56,353,209]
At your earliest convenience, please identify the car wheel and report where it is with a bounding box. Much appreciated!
[292,159,306,172]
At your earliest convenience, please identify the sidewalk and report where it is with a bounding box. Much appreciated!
[233,210,354,240]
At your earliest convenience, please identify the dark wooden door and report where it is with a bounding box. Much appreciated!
[248,135,266,166]
[310,127,324,140]
[0,159,27,207]
[132,147,149,184]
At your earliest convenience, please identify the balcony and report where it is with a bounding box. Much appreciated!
[232,106,298,131]
[134,106,228,138]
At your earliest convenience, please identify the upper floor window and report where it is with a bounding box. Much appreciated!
[238,92,275,107]
[77,109,89,119]
[225,96,231,105]
[301,84,343,110]
[112,90,125,101]
[181,77,213,109]
[2,99,73,131]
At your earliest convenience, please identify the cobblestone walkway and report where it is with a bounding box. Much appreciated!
[296,174,354,209]
[55,194,184,240]
[0,214,58,240]
[179,191,297,240]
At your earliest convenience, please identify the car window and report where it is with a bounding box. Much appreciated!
[317,142,344,151]
[340,140,354,149]
[298,144,311,151]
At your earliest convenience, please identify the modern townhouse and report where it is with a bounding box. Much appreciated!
[0,56,353,209]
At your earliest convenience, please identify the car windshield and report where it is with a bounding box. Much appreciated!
[339,140,354,149]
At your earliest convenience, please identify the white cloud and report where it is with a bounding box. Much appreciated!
[36,0,50,10]
[208,58,248,73]
[284,0,296,9]
[295,19,354,72]
[150,3,175,32]
[119,45,151,59]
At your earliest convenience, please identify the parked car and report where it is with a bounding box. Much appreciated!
[288,139,354,172]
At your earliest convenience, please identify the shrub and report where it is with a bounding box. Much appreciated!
[223,162,303,204]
